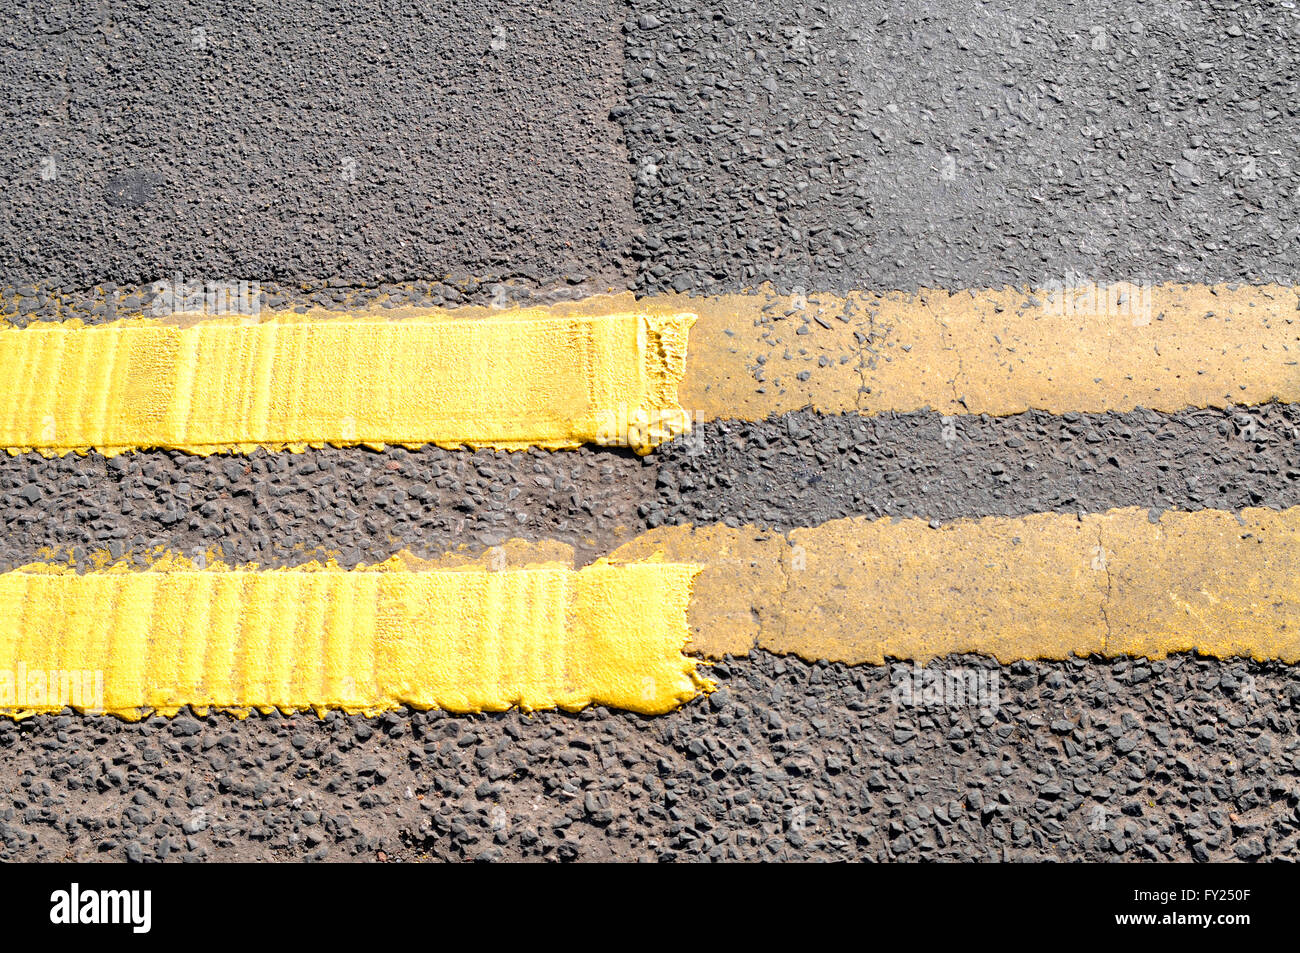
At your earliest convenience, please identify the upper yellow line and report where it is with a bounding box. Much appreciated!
[1,282,1295,456]
[0,310,695,456]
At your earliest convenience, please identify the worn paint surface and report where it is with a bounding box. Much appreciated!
[668,283,1300,421]
[614,506,1300,664]
[276,283,1290,422]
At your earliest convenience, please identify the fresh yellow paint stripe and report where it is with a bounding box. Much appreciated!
[607,507,1300,664]
[0,560,708,719]
[0,311,694,456]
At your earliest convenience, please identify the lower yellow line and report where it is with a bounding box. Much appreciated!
[609,506,1300,664]
[0,559,708,719]
[7,505,1296,720]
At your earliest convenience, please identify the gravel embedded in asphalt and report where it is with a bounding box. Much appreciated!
[2,404,1295,571]
[1,652,1296,862]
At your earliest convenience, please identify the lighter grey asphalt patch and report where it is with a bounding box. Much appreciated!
[620,0,1300,294]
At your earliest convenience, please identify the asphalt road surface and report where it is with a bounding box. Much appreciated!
[0,0,1297,862]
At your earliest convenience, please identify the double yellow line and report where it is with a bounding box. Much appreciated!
[1,283,1295,717]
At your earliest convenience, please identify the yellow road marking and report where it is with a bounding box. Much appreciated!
[0,311,694,456]
[608,507,1300,664]
[3,283,1293,457]
[0,559,708,719]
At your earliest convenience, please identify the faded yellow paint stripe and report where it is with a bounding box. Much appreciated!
[0,561,708,719]
[0,311,694,455]
[666,283,1300,420]
[607,506,1300,664]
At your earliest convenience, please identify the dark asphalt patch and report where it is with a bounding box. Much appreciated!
[620,0,1300,294]
[0,444,654,573]
[0,651,1295,862]
[0,1,637,292]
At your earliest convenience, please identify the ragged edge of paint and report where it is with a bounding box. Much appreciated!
[0,552,712,722]
[8,280,1294,327]
[7,437,594,460]
[621,312,698,455]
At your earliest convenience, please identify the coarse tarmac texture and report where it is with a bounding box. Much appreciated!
[0,0,638,294]
[3,402,1300,575]
[1,0,1298,862]
[1,652,1298,863]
